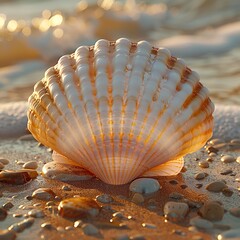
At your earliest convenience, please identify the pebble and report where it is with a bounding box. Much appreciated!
[0,230,16,240]
[41,222,54,230]
[195,183,203,189]
[222,188,234,197]
[190,217,214,229]
[81,223,99,236]
[194,172,206,180]
[32,188,56,201]
[0,169,38,184]
[28,209,45,218]
[169,192,184,200]
[217,229,240,240]
[74,220,83,228]
[209,138,224,145]
[169,179,178,185]
[58,197,100,219]
[96,194,113,203]
[0,158,9,165]
[0,207,7,220]
[221,155,236,163]
[142,223,157,229]
[9,218,35,232]
[198,160,209,168]
[42,161,94,181]
[3,202,14,210]
[164,201,189,220]
[229,208,240,218]
[129,178,161,194]
[112,212,124,219]
[199,201,224,221]
[236,156,240,164]
[220,169,233,175]
[114,234,130,240]
[0,162,4,169]
[129,234,146,240]
[131,193,144,204]
[23,161,38,170]
[206,181,227,192]
[206,146,219,153]
[62,185,71,191]
[231,139,240,144]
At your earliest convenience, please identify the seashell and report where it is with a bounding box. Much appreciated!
[27,38,214,185]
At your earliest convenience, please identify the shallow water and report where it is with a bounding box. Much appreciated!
[0,0,239,105]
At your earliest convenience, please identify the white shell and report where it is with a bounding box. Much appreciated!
[27,38,214,185]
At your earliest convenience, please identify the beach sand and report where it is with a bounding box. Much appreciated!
[0,130,240,239]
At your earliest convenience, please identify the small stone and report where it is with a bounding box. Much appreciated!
[0,158,9,165]
[194,172,206,180]
[65,226,74,231]
[164,202,189,220]
[0,207,7,220]
[180,184,188,189]
[222,188,234,197]
[236,156,240,164]
[0,230,16,240]
[131,193,144,204]
[142,223,156,229]
[112,212,124,219]
[209,152,217,157]
[220,169,233,175]
[195,184,203,189]
[172,229,186,236]
[41,222,53,230]
[0,170,38,184]
[221,155,235,163]
[209,138,224,145]
[0,162,4,169]
[74,220,83,228]
[169,192,184,200]
[20,217,35,228]
[231,139,240,144]
[190,217,214,229]
[62,185,71,191]
[129,234,146,240]
[129,178,161,194]
[213,143,229,150]
[206,157,213,162]
[81,223,99,236]
[229,208,240,218]
[12,213,22,218]
[198,161,209,168]
[217,229,240,240]
[23,161,38,170]
[114,234,130,240]
[28,209,45,218]
[42,161,94,181]
[206,181,227,192]
[206,146,219,153]
[169,179,178,185]
[32,188,56,201]
[2,202,14,210]
[58,197,100,219]
[96,194,113,203]
[199,201,224,221]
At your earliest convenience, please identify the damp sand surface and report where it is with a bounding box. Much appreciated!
[0,137,240,240]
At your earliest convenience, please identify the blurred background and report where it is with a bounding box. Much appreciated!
[0,0,239,105]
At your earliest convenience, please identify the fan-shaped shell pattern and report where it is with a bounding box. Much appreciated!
[27,38,214,185]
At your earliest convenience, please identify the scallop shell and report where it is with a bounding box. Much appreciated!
[27,38,214,185]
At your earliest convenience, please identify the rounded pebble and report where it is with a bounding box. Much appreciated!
[0,158,9,165]
[164,201,189,219]
[194,172,206,180]
[28,209,45,218]
[81,223,99,236]
[198,161,209,168]
[222,188,234,197]
[206,181,227,192]
[217,229,240,240]
[42,161,94,181]
[23,161,38,170]
[129,178,161,194]
[3,202,14,210]
[74,220,83,228]
[221,155,236,163]
[229,208,240,218]
[0,162,4,169]
[169,192,184,200]
[131,193,144,204]
[142,223,157,229]
[96,194,113,203]
[0,230,16,240]
[199,201,224,221]
[236,156,240,164]
[190,217,214,229]
[32,188,56,201]
[58,197,100,219]
[0,207,7,220]
[62,185,71,191]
